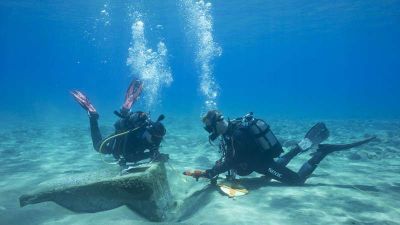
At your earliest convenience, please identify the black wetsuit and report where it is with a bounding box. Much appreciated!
[205,123,332,185]
[89,114,159,163]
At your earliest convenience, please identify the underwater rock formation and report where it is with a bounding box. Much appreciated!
[19,162,172,222]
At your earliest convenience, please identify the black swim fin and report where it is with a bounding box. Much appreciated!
[316,136,376,154]
[306,122,330,144]
[299,122,330,152]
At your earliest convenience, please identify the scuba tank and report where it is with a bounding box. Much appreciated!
[217,112,284,178]
[240,112,283,158]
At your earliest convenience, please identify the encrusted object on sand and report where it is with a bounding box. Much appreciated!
[19,161,172,222]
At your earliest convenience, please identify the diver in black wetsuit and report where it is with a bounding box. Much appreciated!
[187,110,375,185]
[70,79,167,167]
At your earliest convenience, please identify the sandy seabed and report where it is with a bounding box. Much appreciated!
[0,117,399,225]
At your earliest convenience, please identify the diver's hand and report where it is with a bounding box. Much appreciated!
[183,170,208,181]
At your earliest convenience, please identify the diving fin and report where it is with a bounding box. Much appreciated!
[70,90,97,114]
[122,79,143,112]
[298,122,330,152]
[316,136,376,154]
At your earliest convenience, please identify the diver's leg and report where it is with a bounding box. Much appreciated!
[276,122,330,166]
[89,113,103,152]
[71,90,104,151]
[296,151,327,182]
[297,137,376,182]
[261,162,304,185]
[89,113,116,154]
[275,146,302,166]
[265,137,376,184]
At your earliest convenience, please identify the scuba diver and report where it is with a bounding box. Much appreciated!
[185,110,376,185]
[70,79,167,168]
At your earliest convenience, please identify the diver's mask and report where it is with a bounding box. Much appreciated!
[202,110,224,142]
[204,123,219,141]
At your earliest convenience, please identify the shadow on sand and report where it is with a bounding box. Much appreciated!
[174,176,381,222]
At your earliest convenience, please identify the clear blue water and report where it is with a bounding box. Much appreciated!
[1,0,399,120]
[1,1,400,224]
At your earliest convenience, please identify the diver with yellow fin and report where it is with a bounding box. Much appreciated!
[71,79,168,170]
[185,110,376,188]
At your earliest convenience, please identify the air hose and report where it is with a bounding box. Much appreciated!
[98,127,141,164]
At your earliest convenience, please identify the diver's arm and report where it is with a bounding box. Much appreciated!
[204,130,245,178]
[204,138,236,178]
[204,159,231,178]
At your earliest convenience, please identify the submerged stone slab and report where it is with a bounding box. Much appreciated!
[19,162,172,222]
